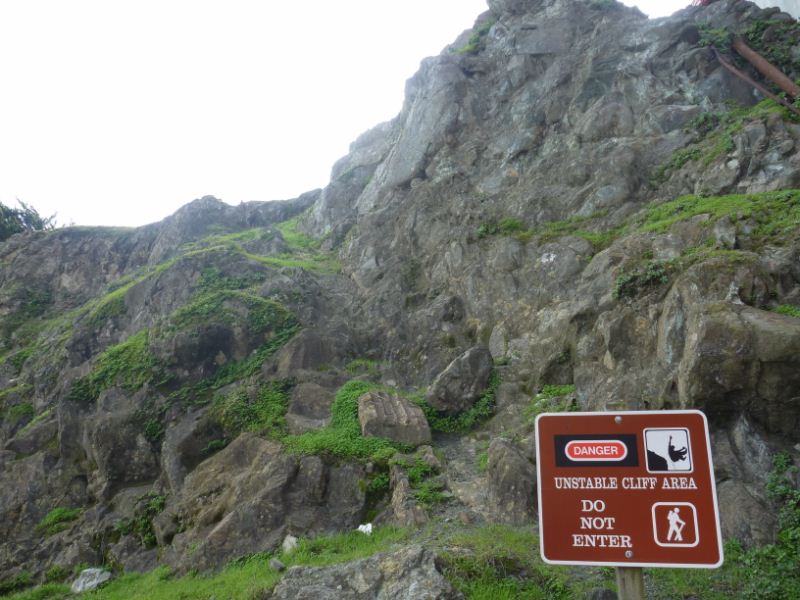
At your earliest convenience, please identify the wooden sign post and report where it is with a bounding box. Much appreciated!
[535,410,723,600]
[615,567,645,600]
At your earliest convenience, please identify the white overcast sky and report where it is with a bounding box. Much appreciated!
[0,0,686,227]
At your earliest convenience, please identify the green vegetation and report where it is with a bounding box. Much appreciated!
[0,384,32,405]
[3,527,410,600]
[36,508,81,537]
[284,380,403,462]
[344,358,382,378]
[4,583,71,600]
[415,371,500,433]
[771,304,800,318]
[168,290,289,334]
[477,450,489,472]
[168,319,300,406]
[44,567,69,584]
[441,525,577,599]
[7,348,34,373]
[66,330,164,404]
[698,24,732,50]
[743,18,800,81]
[201,438,229,455]
[275,215,322,252]
[477,211,621,253]
[477,217,526,239]
[113,493,166,549]
[180,216,341,274]
[525,385,578,422]
[210,380,292,440]
[452,17,496,55]
[0,200,54,242]
[20,407,52,434]
[648,452,800,599]
[650,146,702,184]
[391,453,448,508]
[0,572,33,596]
[5,401,34,427]
[637,189,800,244]
[613,260,670,301]
[652,100,797,185]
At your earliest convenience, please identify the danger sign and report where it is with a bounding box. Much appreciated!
[535,410,723,568]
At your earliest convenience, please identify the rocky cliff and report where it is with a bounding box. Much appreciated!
[1,0,800,596]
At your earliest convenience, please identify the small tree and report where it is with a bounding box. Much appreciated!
[0,199,55,242]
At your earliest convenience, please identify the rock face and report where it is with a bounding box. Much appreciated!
[358,391,432,446]
[287,383,334,434]
[427,347,493,415]
[2,0,800,585]
[159,434,366,572]
[268,545,463,600]
[486,438,537,525]
[70,568,112,593]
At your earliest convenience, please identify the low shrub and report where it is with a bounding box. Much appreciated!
[36,508,81,536]
[284,380,405,462]
[415,371,500,433]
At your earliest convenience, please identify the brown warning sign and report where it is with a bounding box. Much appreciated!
[535,410,723,568]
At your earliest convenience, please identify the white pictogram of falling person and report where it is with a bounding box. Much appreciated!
[667,507,686,542]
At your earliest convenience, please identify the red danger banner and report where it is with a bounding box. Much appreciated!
[535,410,723,568]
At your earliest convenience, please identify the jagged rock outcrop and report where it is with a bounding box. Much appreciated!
[267,545,462,600]
[358,391,432,446]
[1,0,800,588]
[427,347,493,415]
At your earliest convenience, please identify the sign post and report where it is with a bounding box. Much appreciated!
[535,410,723,599]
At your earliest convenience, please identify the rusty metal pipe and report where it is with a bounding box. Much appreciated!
[711,46,800,118]
[732,35,800,98]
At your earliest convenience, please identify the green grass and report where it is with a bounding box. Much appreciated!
[19,407,52,433]
[637,190,800,240]
[210,380,292,440]
[1,527,410,600]
[168,320,300,406]
[113,493,166,549]
[275,215,322,252]
[65,330,164,404]
[613,260,671,301]
[6,401,35,426]
[743,18,800,80]
[168,290,290,335]
[440,525,578,599]
[390,453,448,508]
[194,216,342,274]
[0,573,33,597]
[771,304,800,318]
[477,211,621,253]
[3,583,70,600]
[0,384,32,404]
[344,358,382,378]
[36,508,82,537]
[652,100,797,185]
[452,17,496,55]
[415,371,500,433]
[525,385,578,423]
[283,380,405,462]
[648,451,800,600]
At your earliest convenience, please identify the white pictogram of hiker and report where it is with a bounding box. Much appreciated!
[667,507,686,541]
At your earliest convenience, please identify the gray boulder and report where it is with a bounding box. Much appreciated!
[70,568,112,593]
[487,438,537,525]
[427,347,493,416]
[269,545,463,599]
[358,391,431,447]
[287,383,333,435]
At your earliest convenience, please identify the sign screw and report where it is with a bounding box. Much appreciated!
[615,416,623,424]
[625,550,633,558]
